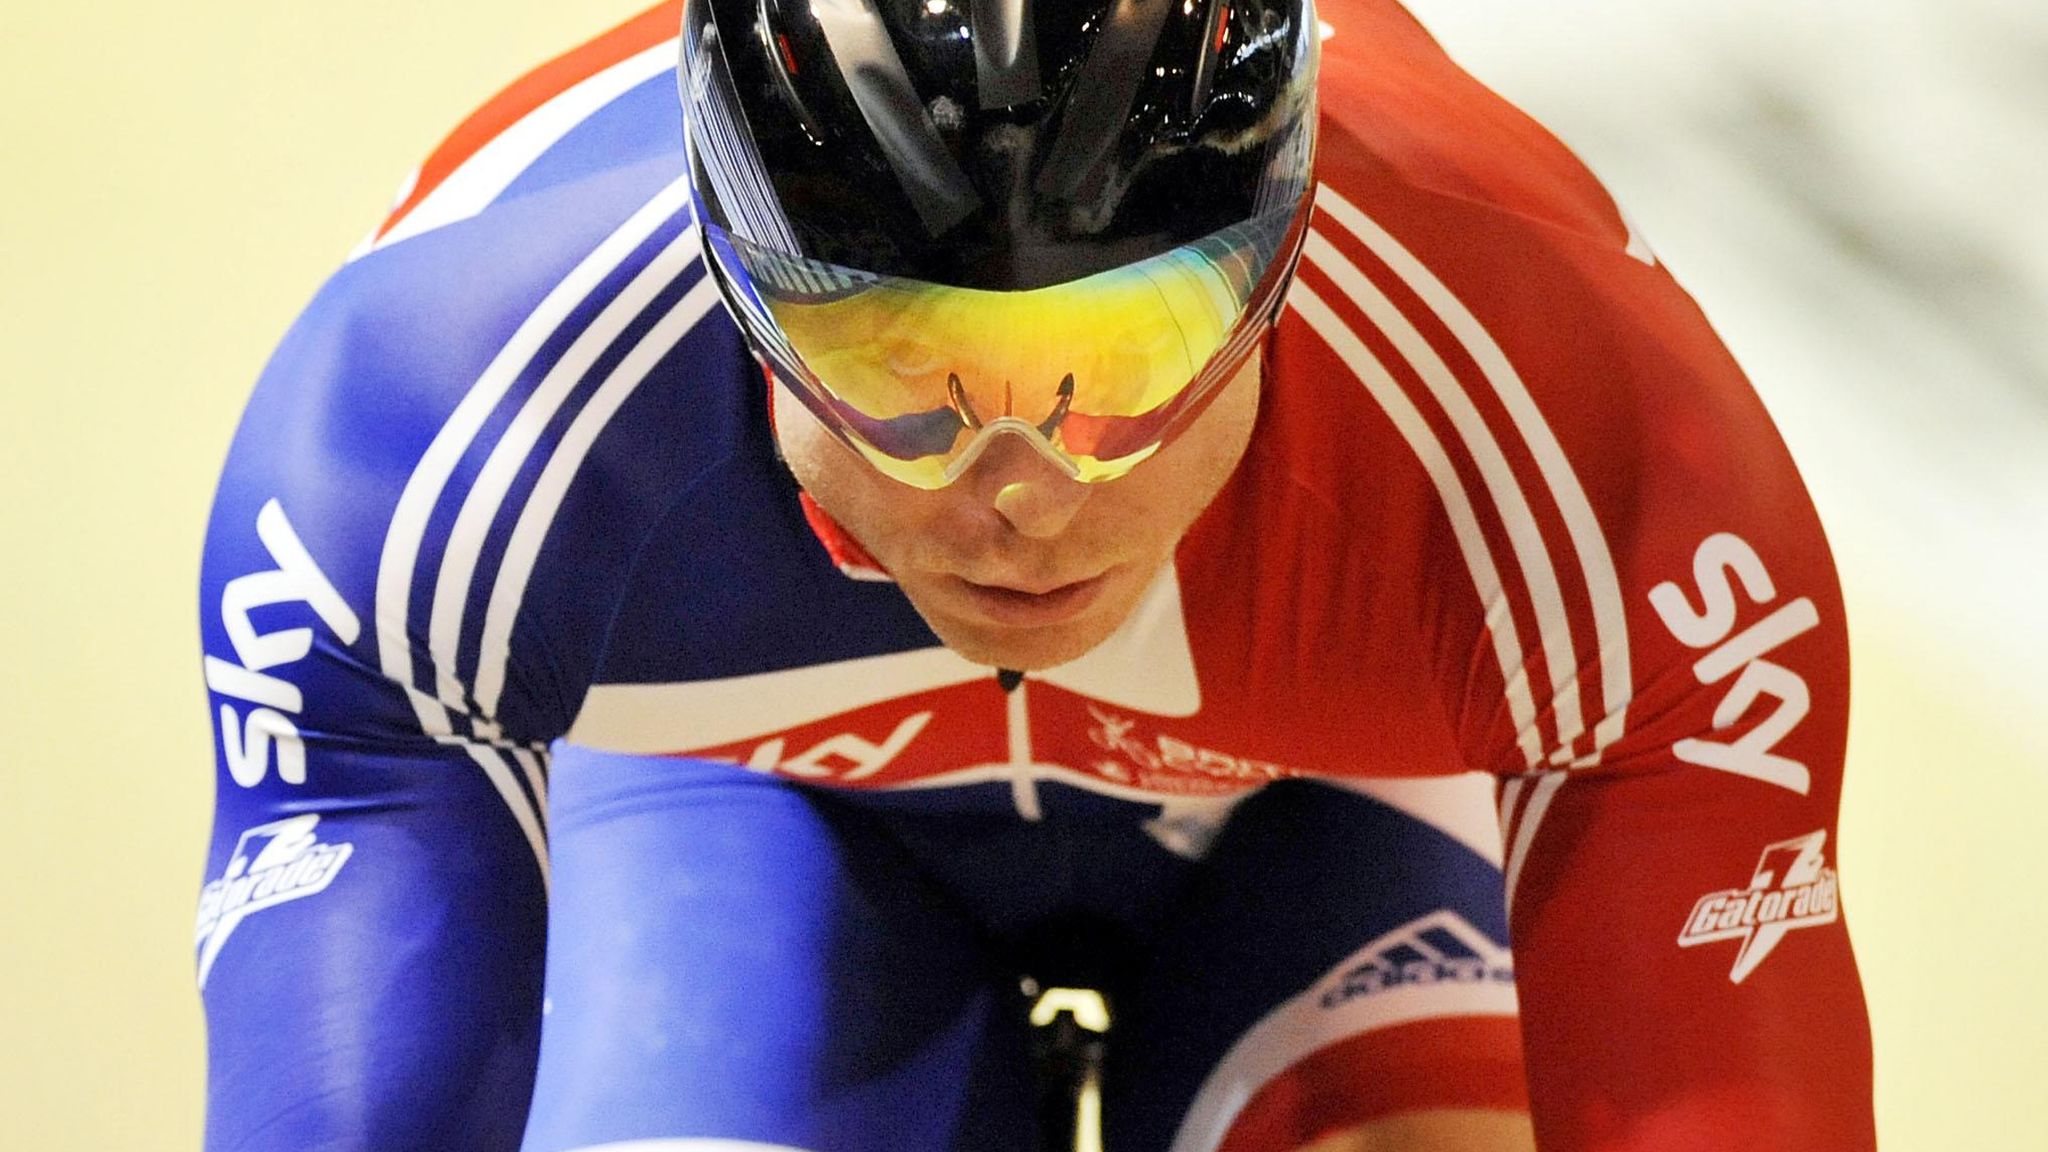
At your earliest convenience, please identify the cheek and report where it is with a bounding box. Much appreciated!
[1117,397,1257,541]
[1081,471,1204,561]
[775,404,889,549]
[779,423,958,568]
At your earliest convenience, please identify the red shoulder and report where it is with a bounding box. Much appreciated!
[1254,0,1841,779]
[371,3,682,245]
[1312,0,1636,253]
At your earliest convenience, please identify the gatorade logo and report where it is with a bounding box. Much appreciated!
[195,815,355,989]
[1678,829,1839,984]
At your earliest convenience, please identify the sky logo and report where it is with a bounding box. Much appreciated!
[206,499,360,788]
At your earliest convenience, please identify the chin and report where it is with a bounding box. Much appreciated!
[923,614,1120,672]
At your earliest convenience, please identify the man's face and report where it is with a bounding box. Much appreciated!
[774,357,1262,671]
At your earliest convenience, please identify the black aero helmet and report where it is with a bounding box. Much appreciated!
[682,0,1320,487]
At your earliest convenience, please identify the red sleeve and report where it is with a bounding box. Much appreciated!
[1497,491,1872,1152]
[1307,2,1875,1146]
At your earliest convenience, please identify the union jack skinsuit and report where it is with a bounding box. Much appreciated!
[195,2,1874,1149]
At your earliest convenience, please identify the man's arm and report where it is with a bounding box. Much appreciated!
[193,209,573,1144]
[1302,4,1877,1130]
[198,489,550,1151]
[193,10,699,1140]
[1498,523,1872,1151]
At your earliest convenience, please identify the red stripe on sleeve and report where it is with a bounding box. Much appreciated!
[1215,1016,1529,1152]
[375,2,683,242]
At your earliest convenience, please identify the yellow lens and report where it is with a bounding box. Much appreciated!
[725,206,1295,486]
[768,243,1245,429]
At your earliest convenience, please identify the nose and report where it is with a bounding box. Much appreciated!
[994,477,1088,539]
[966,432,1090,540]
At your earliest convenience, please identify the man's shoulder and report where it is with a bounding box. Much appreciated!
[1253,1,1829,776]
[1294,3,1778,525]
[355,3,684,258]
[1313,0,1642,256]
[229,0,701,493]
[212,142,716,591]
[202,5,764,739]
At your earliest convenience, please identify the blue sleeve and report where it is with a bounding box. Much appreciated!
[195,256,561,1152]
[190,41,745,1139]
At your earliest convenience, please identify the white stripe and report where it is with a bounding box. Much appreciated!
[886,762,1241,807]
[347,166,424,263]
[473,278,726,716]
[1306,229,1587,760]
[509,745,550,825]
[1497,775,1527,845]
[569,645,989,752]
[373,183,690,884]
[463,743,550,889]
[1291,283,1544,769]
[1314,186,1633,764]
[1039,562,1201,716]
[376,41,680,251]
[376,177,691,733]
[1622,206,1657,266]
[1006,680,1044,822]
[1330,773,1507,868]
[565,563,1200,753]
[426,223,702,712]
[1503,770,1568,912]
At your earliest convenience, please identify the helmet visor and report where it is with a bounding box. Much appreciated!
[706,203,1305,488]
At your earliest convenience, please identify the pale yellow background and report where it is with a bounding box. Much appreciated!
[2,1,2042,1148]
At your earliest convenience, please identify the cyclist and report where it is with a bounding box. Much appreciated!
[195,1,1874,1149]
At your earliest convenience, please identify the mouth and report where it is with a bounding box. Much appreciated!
[948,570,1111,629]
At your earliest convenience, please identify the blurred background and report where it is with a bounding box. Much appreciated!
[2,0,2041,1146]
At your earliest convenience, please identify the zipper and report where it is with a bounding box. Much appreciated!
[1001,670,1044,822]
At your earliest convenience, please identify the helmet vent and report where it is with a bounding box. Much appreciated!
[812,0,983,235]
[970,0,1044,108]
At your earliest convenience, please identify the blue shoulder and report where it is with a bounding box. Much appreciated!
[202,81,750,758]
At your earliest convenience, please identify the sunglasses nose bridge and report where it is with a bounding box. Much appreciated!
[940,418,1084,486]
